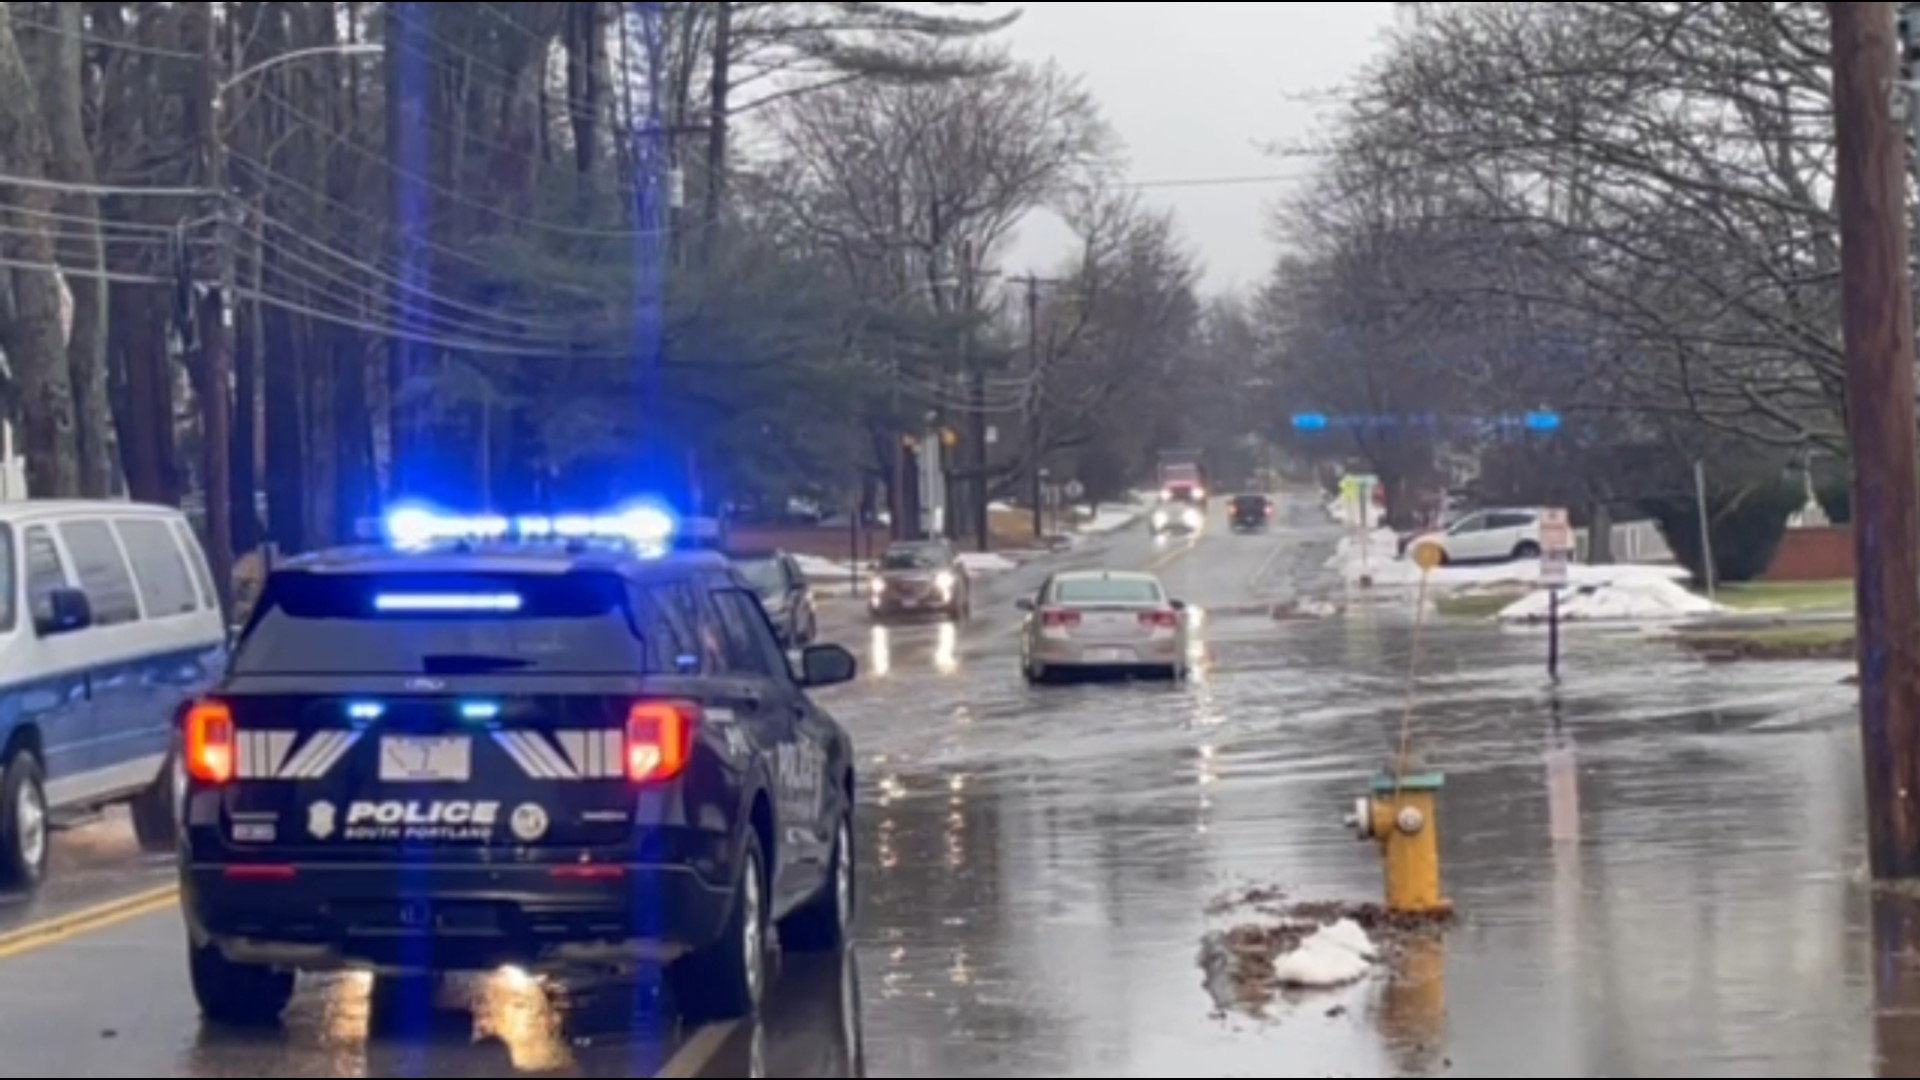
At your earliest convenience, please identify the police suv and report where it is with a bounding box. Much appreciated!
[176,507,859,1024]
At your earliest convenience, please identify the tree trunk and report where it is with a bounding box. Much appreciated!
[703,0,732,254]
[567,1,602,175]
[112,285,178,502]
[0,5,78,495]
[42,2,113,496]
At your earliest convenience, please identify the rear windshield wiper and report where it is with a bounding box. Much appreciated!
[420,654,535,673]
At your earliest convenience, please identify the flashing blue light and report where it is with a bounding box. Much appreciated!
[1523,410,1561,432]
[374,592,523,611]
[346,701,384,720]
[382,502,676,550]
[458,701,500,720]
[1291,412,1328,431]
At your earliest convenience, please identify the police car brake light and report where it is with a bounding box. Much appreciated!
[375,592,522,612]
[184,699,234,783]
[627,700,694,782]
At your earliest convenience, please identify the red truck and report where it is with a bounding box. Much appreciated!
[1157,449,1208,507]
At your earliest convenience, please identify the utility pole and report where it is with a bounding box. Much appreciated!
[1830,0,1920,879]
[195,0,235,617]
[1010,273,1051,538]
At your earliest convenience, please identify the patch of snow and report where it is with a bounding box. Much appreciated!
[958,552,1018,573]
[1271,919,1378,988]
[1078,503,1145,534]
[1499,574,1724,622]
[793,554,858,581]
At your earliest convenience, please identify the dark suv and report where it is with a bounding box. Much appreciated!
[867,540,969,620]
[1229,494,1273,531]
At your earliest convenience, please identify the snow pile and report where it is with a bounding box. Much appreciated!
[1327,495,1384,529]
[1271,918,1379,988]
[958,552,1019,574]
[794,554,859,582]
[1499,574,1724,622]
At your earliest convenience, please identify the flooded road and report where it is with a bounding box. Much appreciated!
[0,493,1892,1075]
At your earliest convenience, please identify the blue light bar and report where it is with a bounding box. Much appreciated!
[458,701,499,720]
[382,502,675,550]
[373,592,523,611]
[346,701,384,720]
[1523,410,1561,432]
[1291,412,1328,431]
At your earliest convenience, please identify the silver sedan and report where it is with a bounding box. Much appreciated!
[1016,570,1190,682]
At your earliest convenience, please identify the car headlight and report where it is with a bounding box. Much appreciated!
[1152,510,1169,525]
[1182,508,1202,527]
[934,570,955,591]
[868,577,885,593]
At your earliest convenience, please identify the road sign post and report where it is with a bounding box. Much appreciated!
[1539,508,1574,678]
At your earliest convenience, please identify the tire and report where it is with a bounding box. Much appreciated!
[672,829,769,1020]
[188,940,294,1026]
[131,748,183,853]
[782,812,852,951]
[1513,541,1541,559]
[0,747,49,891]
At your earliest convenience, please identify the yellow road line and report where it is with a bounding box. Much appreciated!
[0,883,178,960]
[654,1019,738,1076]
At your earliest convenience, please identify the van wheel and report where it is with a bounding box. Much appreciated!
[0,748,48,890]
[189,941,293,1026]
[131,749,182,853]
[671,830,767,1020]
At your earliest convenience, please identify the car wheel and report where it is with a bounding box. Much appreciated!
[782,812,852,951]
[1513,541,1541,559]
[188,940,294,1026]
[0,747,48,890]
[673,829,768,1020]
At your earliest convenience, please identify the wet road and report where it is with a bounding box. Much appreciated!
[0,494,1901,1075]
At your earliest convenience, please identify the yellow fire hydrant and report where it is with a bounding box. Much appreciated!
[1344,771,1451,915]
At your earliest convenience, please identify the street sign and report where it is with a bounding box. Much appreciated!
[1410,543,1443,572]
[1540,507,1573,552]
[1540,548,1569,587]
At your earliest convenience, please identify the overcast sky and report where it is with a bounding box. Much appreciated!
[994,3,1397,295]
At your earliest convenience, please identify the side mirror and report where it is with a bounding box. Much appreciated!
[798,643,857,687]
[37,587,90,635]
[1169,598,1187,610]
[1015,598,1034,611]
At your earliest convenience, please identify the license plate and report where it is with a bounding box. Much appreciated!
[1086,647,1130,662]
[379,735,470,781]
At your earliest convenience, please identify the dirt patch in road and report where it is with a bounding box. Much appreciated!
[1199,887,1452,1016]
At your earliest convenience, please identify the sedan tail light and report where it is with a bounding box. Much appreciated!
[1041,609,1080,627]
[1139,610,1179,627]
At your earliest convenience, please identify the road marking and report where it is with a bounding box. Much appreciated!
[0,884,178,960]
[1248,534,1289,589]
[654,1019,738,1076]
[1144,539,1196,571]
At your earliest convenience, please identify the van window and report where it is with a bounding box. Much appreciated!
[114,518,198,616]
[57,519,140,624]
[23,526,66,627]
[171,519,215,608]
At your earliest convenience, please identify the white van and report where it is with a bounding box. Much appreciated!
[0,501,225,890]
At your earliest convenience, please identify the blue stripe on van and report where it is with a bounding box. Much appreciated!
[0,639,225,790]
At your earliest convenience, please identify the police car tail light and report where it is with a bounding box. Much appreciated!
[627,700,694,782]
[184,699,234,783]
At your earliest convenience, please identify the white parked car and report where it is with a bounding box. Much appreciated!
[1404,508,1544,565]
